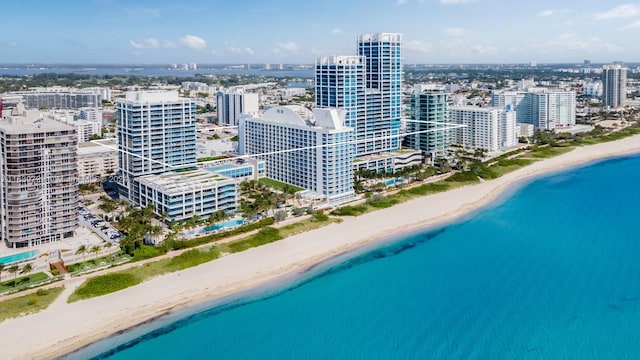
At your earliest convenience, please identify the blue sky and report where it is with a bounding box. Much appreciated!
[0,0,638,64]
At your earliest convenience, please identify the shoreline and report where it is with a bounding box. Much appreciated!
[2,136,640,360]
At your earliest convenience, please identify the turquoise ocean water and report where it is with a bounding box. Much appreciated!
[68,155,640,360]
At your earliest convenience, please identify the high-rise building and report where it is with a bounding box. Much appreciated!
[239,106,355,204]
[405,84,451,162]
[602,64,627,108]
[316,56,366,152]
[491,89,575,130]
[0,106,78,248]
[450,106,517,152]
[316,33,402,158]
[216,90,259,126]
[116,91,197,204]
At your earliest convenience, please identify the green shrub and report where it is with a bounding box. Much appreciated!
[35,289,50,296]
[445,171,479,182]
[70,273,141,302]
[227,227,283,253]
[331,205,369,216]
[311,212,329,222]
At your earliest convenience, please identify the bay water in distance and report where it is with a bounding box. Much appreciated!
[69,155,640,360]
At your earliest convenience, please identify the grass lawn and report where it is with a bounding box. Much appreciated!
[0,272,49,292]
[277,213,341,238]
[258,178,304,192]
[0,287,64,322]
[68,247,221,302]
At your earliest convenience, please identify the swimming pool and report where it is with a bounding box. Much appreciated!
[384,178,406,187]
[202,218,245,233]
[0,250,39,265]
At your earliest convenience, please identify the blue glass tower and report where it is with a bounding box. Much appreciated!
[116,91,197,204]
[358,33,402,154]
[316,33,403,158]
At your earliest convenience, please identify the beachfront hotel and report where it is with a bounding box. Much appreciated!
[404,84,451,163]
[116,91,197,204]
[315,33,411,172]
[239,106,355,204]
[602,64,627,109]
[449,106,517,152]
[491,88,576,130]
[0,104,79,248]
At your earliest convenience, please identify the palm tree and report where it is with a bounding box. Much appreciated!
[0,263,4,283]
[75,245,87,261]
[20,263,33,283]
[103,242,112,252]
[90,245,101,259]
[7,265,19,287]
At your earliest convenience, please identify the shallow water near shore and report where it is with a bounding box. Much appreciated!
[69,154,640,360]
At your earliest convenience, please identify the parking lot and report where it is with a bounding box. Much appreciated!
[79,206,124,243]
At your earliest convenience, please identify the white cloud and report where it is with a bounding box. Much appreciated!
[276,41,298,52]
[471,44,496,55]
[404,40,432,53]
[396,0,407,5]
[538,9,555,17]
[534,33,622,53]
[595,4,640,20]
[129,38,160,49]
[225,42,254,55]
[332,28,342,34]
[622,19,640,29]
[180,35,206,50]
[162,40,177,48]
[444,27,468,36]
[439,0,476,4]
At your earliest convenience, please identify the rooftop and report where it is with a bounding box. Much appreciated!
[120,90,184,103]
[78,139,118,156]
[138,169,235,195]
[0,109,75,134]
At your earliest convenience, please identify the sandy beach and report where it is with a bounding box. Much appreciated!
[1,135,640,360]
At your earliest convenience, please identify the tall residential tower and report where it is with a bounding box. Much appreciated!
[602,64,627,109]
[316,33,402,158]
[116,91,197,204]
[405,84,451,162]
[0,106,78,248]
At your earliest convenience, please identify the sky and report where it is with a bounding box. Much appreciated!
[0,0,638,64]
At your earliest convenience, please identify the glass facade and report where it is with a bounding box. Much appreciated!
[315,33,403,158]
[116,92,197,204]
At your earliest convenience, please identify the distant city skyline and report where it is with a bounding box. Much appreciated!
[1,1,639,64]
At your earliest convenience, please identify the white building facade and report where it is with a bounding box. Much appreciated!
[216,90,259,126]
[491,89,576,130]
[239,106,355,204]
[450,106,517,152]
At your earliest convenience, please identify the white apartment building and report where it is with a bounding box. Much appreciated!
[450,106,517,152]
[137,169,237,221]
[239,106,355,204]
[491,88,576,130]
[583,81,603,98]
[44,110,101,143]
[0,106,78,248]
[216,89,259,126]
[77,140,118,184]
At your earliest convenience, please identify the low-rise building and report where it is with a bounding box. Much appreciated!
[137,169,238,221]
[77,140,118,184]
